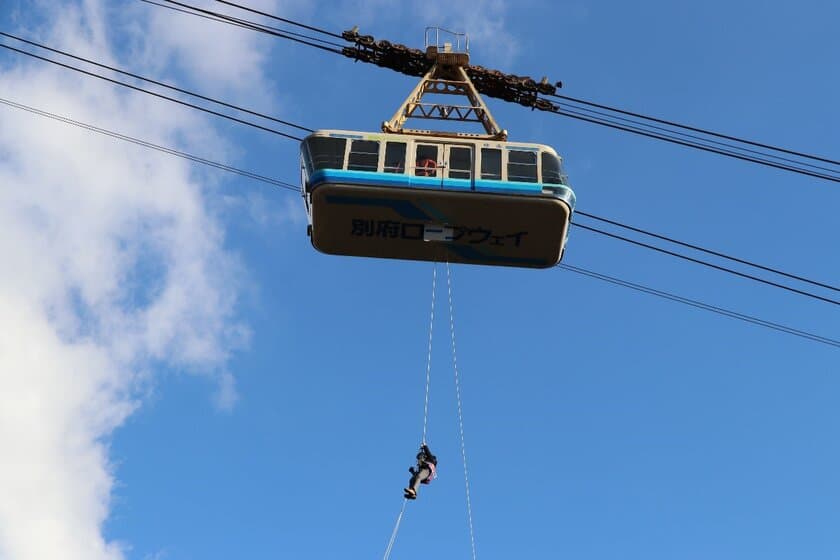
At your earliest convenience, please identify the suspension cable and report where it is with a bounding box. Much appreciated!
[0,43,303,140]
[0,96,300,192]
[446,262,478,560]
[575,210,840,293]
[213,0,345,39]
[0,30,313,133]
[140,0,346,48]
[572,222,840,306]
[545,105,839,183]
[548,98,839,175]
[548,91,840,167]
[557,263,840,349]
[149,0,345,54]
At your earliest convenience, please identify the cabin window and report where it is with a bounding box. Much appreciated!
[508,150,538,183]
[448,146,472,179]
[384,142,407,174]
[480,148,501,180]
[307,137,346,171]
[415,144,439,177]
[541,152,563,184]
[300,155,309,182]
[348,140,380,172]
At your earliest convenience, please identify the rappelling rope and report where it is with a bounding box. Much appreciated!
[446,262,478,560]
[382,499,408,560]
[381,264,437,560]
[422,262,437,445]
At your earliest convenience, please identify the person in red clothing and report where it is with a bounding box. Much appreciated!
[404,444,437,500]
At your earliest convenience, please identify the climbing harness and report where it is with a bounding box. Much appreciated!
[423,461,437,483]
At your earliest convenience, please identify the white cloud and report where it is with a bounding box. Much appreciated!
[213,370,239,411]
[0,1,273,558]
[0,298,132,560]
[223,189,305,229]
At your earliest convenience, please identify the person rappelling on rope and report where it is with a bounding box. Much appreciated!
[404,444,437,500]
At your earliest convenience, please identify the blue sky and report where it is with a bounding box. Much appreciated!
[0,1,838,559]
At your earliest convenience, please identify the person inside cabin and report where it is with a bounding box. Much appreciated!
[404,444,437,500]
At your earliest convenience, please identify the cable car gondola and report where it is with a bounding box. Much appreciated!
[300,30,576,269]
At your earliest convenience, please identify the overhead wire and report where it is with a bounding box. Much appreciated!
[212,0,345,39]
[558,264,840,349]
[542,104,840,183]
[572,222,840,306]
[575,210,840,293]
[146,0,345,54]
[0,30,312,133]
[0,42,304,141]
[138,0,344,48]
[0,96,299,192]
[2,95,837,350]
[548,91,840,167]
[547,98,839,176]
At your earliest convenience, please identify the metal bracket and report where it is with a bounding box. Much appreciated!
[341,27,563,133]
[382,59,508,140]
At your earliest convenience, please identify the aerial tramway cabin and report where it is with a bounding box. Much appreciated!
[300,29,576,269]
[301,131,575,268]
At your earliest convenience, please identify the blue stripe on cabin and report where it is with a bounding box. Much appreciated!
[309,169,575,208]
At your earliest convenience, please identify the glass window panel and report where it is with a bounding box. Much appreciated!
[300,155,309,183]
[541,152,563,184]
[448,146,472,179]
[415,145,439,177]
[348,140,380,172]
[384,142,407,174]
[507,150,537,182]
[300,142,313,175]
[480,148,501,180]
[306,137,346,170]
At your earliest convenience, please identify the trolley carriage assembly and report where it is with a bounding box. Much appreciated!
[301,28,576,268]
